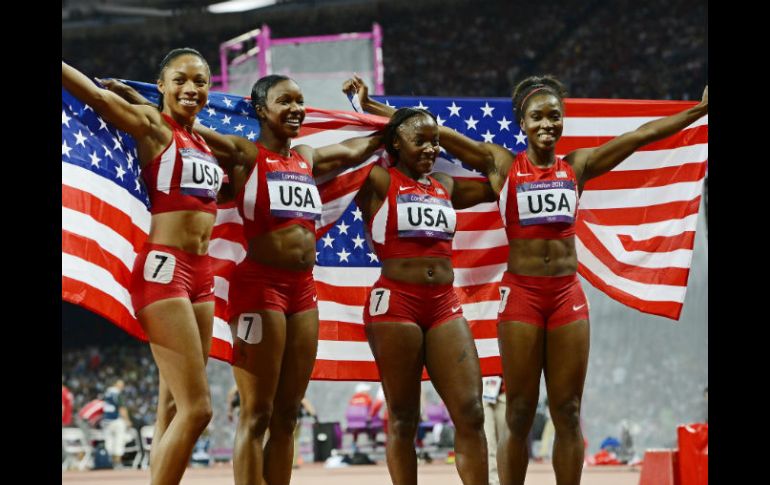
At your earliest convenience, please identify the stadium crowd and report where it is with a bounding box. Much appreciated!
[62,0,706,100]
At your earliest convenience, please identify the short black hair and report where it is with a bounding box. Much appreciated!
[250,74,293,124]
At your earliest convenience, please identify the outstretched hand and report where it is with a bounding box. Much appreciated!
[96,77,130,95]
[342,74,370,104]
[700,85,708,109]
[96,77,148,105]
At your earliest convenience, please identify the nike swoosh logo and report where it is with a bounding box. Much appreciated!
[312,295,318,302]
[210,286,216,293]
[572,304,586,311]
[266,158,281,163]
[451,305,462,313]
[516,171,532,176]
[399,185,411,190]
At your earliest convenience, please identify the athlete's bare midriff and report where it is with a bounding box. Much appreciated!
[381,256,454,285]
[507,237,577,277]
[246,224,316,271]
[147,210,216,255]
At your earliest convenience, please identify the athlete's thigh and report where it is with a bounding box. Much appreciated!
[138,298,209,407]
[273,309,319,408]
[424,318,483,414]
[366,321,425,415]
[497,320,545,402]
[230,309,288,405]
[543,319,589,409]
[192,301,215,361]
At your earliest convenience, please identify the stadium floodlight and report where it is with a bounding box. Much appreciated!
[207,0,277,14]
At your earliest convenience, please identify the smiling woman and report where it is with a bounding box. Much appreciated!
[156,49,211,116]
[62,48,226,485]
[341,77,506,484]
[160,73,383,485]
[361,108,492,485]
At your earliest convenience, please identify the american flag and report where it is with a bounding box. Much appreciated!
[62,81,707,380]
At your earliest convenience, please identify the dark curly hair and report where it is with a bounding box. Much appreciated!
[156,47,210,110]
[511,75,568,124]
[383,107,437,163]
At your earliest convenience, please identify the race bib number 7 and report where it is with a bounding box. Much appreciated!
[498,286,511,313]
[143,251,176,284]
[369,288,391,316]
[237,313,262,344]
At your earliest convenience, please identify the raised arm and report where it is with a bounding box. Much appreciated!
[96,77,154,106]
[62,62,158,139]
[99,77,255,170]
[567,86,709,184]
[434,130,514,192]
[432,173,497,210]
[342,74,395,119]
[295,133,383,178]
[193,124,257,170]
[342,75,512,190]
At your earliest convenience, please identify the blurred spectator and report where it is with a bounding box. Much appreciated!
[529,397,548,460]
[618,420,635,464]
[347,383,374,447]
[226,384,240,423]
[349,383,373,408]
[371,385,387,431]
[88,348,102,370]
[62,383,74,426]
[102,379,130,468]
[294,397,317,468]
[482,376,506,485]
[191,427,212,467]
[538,410,555,461]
